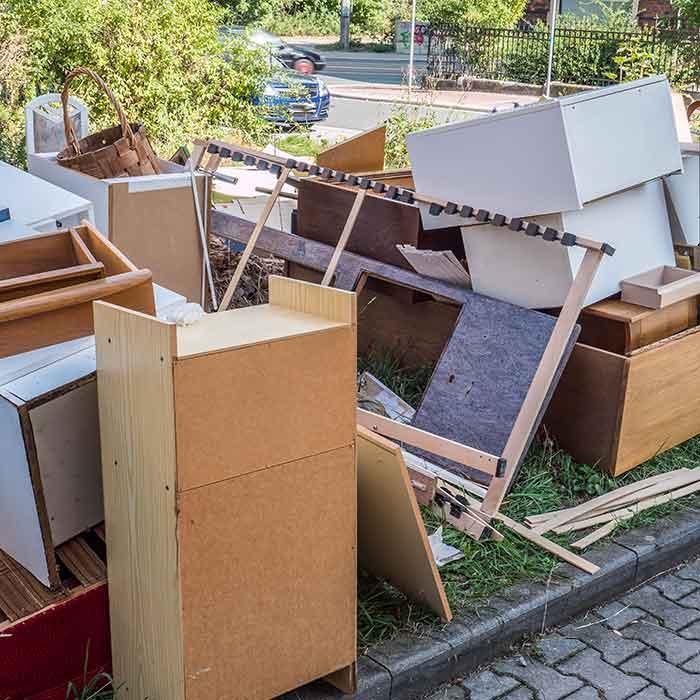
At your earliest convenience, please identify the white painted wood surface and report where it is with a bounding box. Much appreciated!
[462,179,675,308]
[28,153,205,237]
[0,393,50,584]
[407,76,682,218]
[665,147,700,245]
[0,159,94,230]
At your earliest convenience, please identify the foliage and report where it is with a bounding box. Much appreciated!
[383,106,439,170]
[672,0,700,27]
[274,131,328,156]
[420,0,527,28]
[0,0,274,167]
[65,642,122,700]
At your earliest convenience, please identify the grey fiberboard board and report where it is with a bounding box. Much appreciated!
[410,294,579,484]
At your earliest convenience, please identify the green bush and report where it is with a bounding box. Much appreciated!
[383,106,438,170]
[0,0,274,167]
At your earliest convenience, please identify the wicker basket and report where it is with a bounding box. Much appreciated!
[56,67,161,179]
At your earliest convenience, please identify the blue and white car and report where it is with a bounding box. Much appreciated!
[258,55,331,124]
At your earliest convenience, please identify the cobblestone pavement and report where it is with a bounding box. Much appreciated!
[426,559,700,700]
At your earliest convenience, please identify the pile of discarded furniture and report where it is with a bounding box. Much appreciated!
[1,69,699,700]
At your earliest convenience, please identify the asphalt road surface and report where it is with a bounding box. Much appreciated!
[318,50,428,86]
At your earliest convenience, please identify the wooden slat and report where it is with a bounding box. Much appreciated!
[56,536,106,586]
[0,550,62,621]
[571,521,618,550]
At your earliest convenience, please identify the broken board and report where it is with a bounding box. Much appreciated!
[357,426,452,622]
[410,293,580,484]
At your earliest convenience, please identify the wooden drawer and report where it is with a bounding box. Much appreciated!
[578,297,698,355]
[544,327,700,476]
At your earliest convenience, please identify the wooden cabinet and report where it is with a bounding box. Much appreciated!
[545,327,700,476]
[95,276,357,700]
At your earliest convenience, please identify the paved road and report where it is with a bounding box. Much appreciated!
[318,51,428,86]
[426,558,700,700]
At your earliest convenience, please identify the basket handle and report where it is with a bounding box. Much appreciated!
[61,67,135,155]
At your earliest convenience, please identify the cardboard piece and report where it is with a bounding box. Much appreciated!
[357,426,452,621]
[317,125,386,173]
[95,276,357,700]
[28,154,209,301]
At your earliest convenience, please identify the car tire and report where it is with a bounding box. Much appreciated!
[293,58,315,74]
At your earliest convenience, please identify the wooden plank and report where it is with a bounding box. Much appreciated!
[357,408,502,478]
[571,521,618,550]
[0,263,106,303]
[494,513,600,575]
[554,478,700,534]
[179,446,357,700]
[403,450,488,498]
[69,228,98,265]
[397,246,470,287]
[529,470,685,534]
[322,188,368,286]
[55,536,106,585]
[218,166,291,311]
[269,274,357,324]
[93,301,185,700]
[0,231,76,278]
[324,663,358,694]
[357,426,452,622]
[316,125,386,173]
[74,221,138,276]
[0,549,61,622]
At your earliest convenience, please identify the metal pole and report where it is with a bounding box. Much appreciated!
[340,0,351,50]
[544,0,557,98]
[408,0,417,98]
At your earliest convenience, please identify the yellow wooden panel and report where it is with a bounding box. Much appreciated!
[93,301,185,700]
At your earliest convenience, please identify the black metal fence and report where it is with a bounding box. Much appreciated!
[426,23,700,88]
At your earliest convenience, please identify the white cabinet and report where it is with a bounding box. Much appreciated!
[0,160,94,242]
[461,179,676,308]
[407,76,682,218]
[665,144,700,246]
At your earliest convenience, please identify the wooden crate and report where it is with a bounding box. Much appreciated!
[94,276,357,700]
[0,223,155,358]
[621,266,700,309]
[544,327,700,476]
[578,297,698,355]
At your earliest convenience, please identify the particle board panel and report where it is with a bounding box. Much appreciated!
[108,176,208,301]
[357,427,451,621]
[93,301,185,700]
[316,125,386,173]
[0,394,52,586]
[175,303,346,359]
[174,325,356,490]
[617,327,700,472]
[410,295,578,481]
[178,445,356,700]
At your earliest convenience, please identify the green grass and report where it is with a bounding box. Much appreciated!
[273,133,328,158]
[357,347,700,648]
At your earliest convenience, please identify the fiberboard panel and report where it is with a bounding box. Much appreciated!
[407,76,682,218]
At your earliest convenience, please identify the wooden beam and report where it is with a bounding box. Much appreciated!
[494,513,600,575]
[218,166,291,311]
[321,188,368,286]
[357,408,503,478]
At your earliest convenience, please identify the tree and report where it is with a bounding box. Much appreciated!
[672,0,700,26]
[1,0,273,166]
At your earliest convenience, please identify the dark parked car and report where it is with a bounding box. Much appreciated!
[224,27,326,74]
